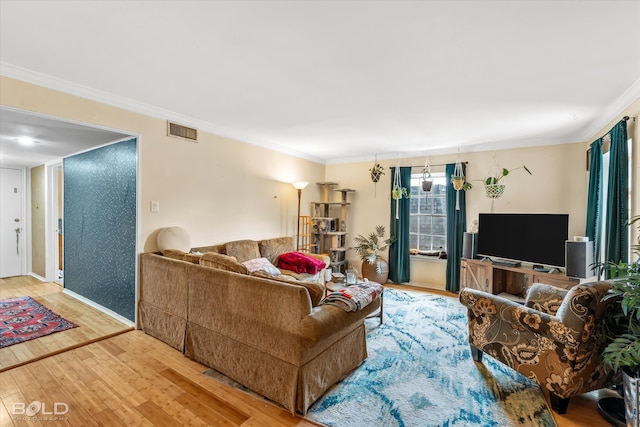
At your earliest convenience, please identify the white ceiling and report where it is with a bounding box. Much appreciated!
[0,107,132,169]
[1,0,639,167]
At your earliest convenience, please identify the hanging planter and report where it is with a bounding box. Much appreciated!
[484,183,505,199]
[421,158,433,192]
[451,161,468,210]
[451,176,465,190]
[392,164,409,220]
[482,160,532,199]
[369,158,385,183]
[369,157,385,197]
[391,186,409,200]
[451,161,469,190]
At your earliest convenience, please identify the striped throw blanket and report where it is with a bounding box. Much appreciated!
[322,282,383,312]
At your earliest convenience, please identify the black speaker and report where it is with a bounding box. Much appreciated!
[463,232,478,259]
[565,241,594,278]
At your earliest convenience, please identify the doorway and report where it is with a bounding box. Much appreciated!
[46,162,63,283]
[0,168,25,278]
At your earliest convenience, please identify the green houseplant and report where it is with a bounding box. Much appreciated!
[464,164,532,198]
[599,215,640,425]
[369,163,385,183]
[351,225,393,283]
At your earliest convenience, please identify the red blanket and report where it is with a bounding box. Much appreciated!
[277,252,326,274]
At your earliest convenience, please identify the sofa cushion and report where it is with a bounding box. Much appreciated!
[191,244,225,255]
[225,240,260,263]
[200,252,248,274]
[242,257,281,275]
[259,237,294,264]
[162,249,202,264]
[183,253,203,264]
[251,270,324,306]
[277,252,326,275]
[163,249,187,260]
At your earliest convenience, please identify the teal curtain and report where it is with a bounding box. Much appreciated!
[585,138,602,270]
[446,163,467,292]
[604,120,629,266]
[389,167,411,283]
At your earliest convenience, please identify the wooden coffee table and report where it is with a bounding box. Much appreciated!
[325,281,384,324]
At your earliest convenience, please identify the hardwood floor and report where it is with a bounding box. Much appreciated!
[0,278,614,426]
[0,276,132,371]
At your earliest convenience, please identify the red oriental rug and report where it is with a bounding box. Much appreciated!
[0,296,78,348]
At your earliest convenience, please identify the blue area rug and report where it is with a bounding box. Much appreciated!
[305,288,557,427]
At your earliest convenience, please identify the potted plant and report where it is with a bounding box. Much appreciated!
[351,225,393,284]
[391,186,409,200]
[465,164,532,198]
[369,163,385,183]
[421,159,433,192]
[599,215,640,426]
[451,176,472,191]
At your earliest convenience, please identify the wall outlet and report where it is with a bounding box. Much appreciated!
[150,200,160,212]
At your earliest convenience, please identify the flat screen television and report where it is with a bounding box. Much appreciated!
[477,213,569,268]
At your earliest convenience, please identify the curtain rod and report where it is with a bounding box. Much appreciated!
[623,116,635,122]
[404,161,468,168]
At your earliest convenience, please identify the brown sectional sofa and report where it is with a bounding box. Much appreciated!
[139,236,381,414]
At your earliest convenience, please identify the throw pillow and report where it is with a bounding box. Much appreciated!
[251,270,324,306]
[242,257,281,275]
[277,251,326,275]
[157,226,191,252]
[200,252,248,274]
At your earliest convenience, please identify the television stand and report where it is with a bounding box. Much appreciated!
[491,259,521,268]
[461,258,581,298]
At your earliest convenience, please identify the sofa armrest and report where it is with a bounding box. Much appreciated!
[305,253,330,268]
[459,288,580,348]
[300,298,381,346]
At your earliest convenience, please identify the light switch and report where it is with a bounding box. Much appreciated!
[150,200,160,212]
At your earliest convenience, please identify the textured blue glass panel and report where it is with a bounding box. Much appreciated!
[64,138,137,321]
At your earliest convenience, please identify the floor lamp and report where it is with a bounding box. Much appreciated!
[292,181,309,251]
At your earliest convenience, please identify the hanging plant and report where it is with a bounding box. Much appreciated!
[451,161,470,210]
[451,161,469,190]
[369,162,385,183]
[421,159,433,192]
[482,162,532,199]
[392,165,409,220]
[369,156,385,198]
[392,186,409,200]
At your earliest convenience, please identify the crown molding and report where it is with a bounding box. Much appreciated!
[0,62,326,165]
[579,77,640,143]
[3,61,636,166]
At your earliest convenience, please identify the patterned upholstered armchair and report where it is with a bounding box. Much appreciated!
[459,281,616,414]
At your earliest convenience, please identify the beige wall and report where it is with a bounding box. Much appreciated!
[0,76,325,256]
[326,96,639,289]
[2,75,637,285]
[30,165,45,277]
[326,143,588,289]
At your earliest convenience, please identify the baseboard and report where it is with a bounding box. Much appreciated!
[28,272,47,282]
[62,289,135,327]
[407,281,446,292]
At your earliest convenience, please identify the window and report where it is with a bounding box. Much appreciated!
[409,173,447,252]
[597,138,633,264]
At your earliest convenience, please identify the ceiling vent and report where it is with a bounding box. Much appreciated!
[167,121,198,142]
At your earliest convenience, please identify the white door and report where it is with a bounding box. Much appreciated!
[0,168,24,278]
